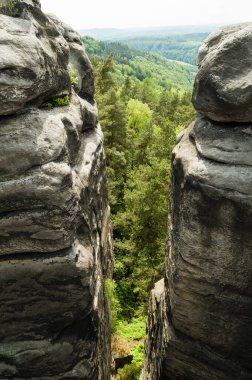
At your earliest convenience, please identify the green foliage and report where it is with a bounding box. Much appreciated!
[117,362,139,380]
[83,38,197,374]
[116,317,146,341]
[46,95,70,108]
[131,343,145,368]
[119,33,208,65]
[0,0,16,15]
[89,42,195,322]
[105,279,122,333]
[98,55,116,93]
[127,99,152,130]
[83,36,197,90]
[89,40,196,379]
[82,35,104,55]
[69,69,79,87]
[114,340,144,380]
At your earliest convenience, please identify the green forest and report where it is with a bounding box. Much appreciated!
[83,36,197,89]
[83,37,196,378]
[119,33,207,65]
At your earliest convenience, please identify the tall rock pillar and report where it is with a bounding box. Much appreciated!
[0,1,112,379]
[143,23,252,380]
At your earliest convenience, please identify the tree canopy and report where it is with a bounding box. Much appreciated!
[86,41,196,377]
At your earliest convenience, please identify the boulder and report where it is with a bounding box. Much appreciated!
[192,23,252,122]
[0,2,70,115]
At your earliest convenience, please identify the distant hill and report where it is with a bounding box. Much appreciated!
[79,24,219,41]
[82,37,197,90]
[119,34,209,65]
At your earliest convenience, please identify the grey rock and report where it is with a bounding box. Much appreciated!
[0,110,68,176]
[143,117,252,379]
[0,4,112,380]
[168,121,252,366]
[141,279,168,380]
[191,116,252,166]
[48,14,95,101]
[0,0,41,17]
[0,242,94,378]
[0,93,100,255]
[82,98,99,130]
[192,22,252,122]
[0,3,70,115]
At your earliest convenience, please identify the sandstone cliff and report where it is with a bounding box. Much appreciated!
[0,1,112,378]
[143,23,252,380]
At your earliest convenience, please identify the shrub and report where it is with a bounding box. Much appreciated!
[111,335,130,358]
[46,95,70,108]
[131,343,144,368]
[69,69,79,87]
[117,362,139,380]
[116,343,144,380]
[0,0,16,16]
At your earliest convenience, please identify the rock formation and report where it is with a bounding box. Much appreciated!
[143,23,252,380]
[193,23,252,123]
[0,1,112,379]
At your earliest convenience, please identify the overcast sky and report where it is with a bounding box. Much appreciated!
[41,0,252,30]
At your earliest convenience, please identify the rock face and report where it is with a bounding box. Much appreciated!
[143,24,252,380]
[48,14,94,102]
[192,22,252,122]
[0,1,112,379]
[0,2,70,115]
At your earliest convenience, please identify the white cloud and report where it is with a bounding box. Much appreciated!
[41,0,252,30]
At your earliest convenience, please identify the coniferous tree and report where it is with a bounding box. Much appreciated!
[87,47,195,318]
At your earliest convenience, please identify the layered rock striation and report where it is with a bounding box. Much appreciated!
[0,1,112,379]
[143,23,252,380]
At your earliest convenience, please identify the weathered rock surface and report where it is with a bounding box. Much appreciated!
[192,22,252,122]
[48,14,94,101]
[0,0,70,116]
[0,1,112,379]
[143,25,252,380]
[141,279,168,380]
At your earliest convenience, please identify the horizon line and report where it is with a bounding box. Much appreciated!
[78,23,220,31]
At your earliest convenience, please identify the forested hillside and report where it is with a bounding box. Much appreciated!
[84,38,196,378]
[119,33,207,65]
[83,36,197,89]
